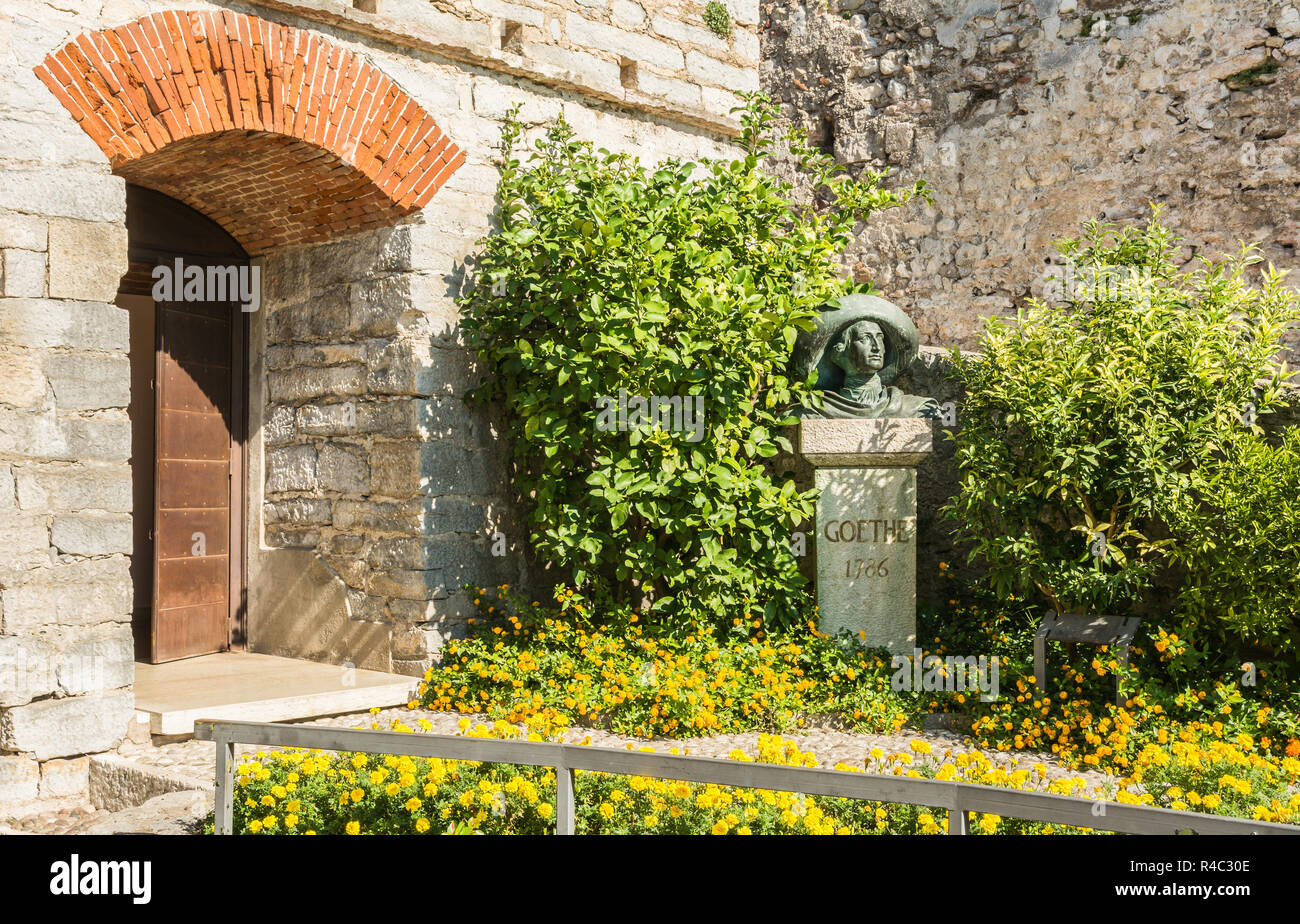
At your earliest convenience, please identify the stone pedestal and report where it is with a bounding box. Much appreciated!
[799,418,933,653]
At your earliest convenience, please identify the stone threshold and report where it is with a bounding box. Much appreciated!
[134,651,418,737]
[246,0,743,138]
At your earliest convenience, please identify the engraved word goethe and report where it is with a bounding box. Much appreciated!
[822,517,914,543]
[824,517,914,580]
[151,258,262,312]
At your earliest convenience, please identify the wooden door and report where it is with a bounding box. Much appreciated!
[120,185,249,663]
[151,287,240,661]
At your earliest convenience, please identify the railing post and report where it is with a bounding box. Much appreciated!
[214,731,235,835]
[1033,635,1047,696]
[947,787,969,835]
[555,753,576,835]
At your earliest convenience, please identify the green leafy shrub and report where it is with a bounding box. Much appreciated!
[943,210,1300,635]
[1166,427,1300,655]
[459,93,927,626]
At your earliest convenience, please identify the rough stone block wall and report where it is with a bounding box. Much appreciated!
[255,224,523,675]
[763,0,1300,361]
[0,54,135,807]
[339,0,761,121]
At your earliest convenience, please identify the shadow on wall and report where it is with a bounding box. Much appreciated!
[249,220,540,675]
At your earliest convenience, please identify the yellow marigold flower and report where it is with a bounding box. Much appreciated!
[350,788,365,803]
[415,818,431,833]
[599,802,615,819]
[248,820,263,833]
[537,803,554,818]
[346,820,360,835]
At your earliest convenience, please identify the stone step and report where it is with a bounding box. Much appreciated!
[70,789,211,835]
[90,754,209,813]
[133,651,418,736]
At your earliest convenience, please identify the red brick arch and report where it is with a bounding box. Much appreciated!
[34,9,464,253]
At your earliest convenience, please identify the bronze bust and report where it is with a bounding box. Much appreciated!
[790,293,939,420]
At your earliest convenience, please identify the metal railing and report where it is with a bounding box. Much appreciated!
[194,720,1300,836]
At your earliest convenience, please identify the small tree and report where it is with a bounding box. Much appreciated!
[459,93,928,626]
[944,209,1299,625]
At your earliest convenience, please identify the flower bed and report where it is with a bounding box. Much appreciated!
[418,587,913,738]
[221,714,1299,835]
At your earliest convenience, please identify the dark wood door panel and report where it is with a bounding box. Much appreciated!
[155,459,229,509]
[162,312,231,364]
[156,555,229,609]
[162,297,235,321]
[155,507,230,559]
[161,361,228,415]
[152,290,240,662]
[154,601,229,656]
[157,409,232,460]
[126,186,249,665]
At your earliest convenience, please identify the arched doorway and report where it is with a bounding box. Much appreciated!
[34,8,467,689]
[117,185,249,662]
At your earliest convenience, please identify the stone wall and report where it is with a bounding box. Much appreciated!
[250,0,760,130]
[762,0,1300,360]
[252,224,525,676]
[0,181,135,809]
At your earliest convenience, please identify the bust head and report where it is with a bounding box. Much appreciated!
[829,320,887,377]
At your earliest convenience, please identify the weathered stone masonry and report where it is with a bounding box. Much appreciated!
[761,0,1300,609]
[763,0,1300,362]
